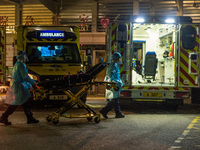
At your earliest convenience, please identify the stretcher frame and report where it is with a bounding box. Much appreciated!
[34,62,117,124]
[45,81,116,124]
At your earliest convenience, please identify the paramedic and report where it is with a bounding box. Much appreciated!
[0,51,39,125]
[99,52,125,119]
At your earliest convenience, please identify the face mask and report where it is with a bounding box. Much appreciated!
[117,60,122,65]
[24,55,29,62]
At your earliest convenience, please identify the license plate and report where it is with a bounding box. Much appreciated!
[49,95,68,100]
[143,92,162,97]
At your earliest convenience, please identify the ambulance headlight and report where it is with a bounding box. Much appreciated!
[135,17,145,23]
[165,18,175,24]
[29,74,38,81]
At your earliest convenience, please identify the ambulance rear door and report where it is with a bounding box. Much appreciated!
[178,24,200,87]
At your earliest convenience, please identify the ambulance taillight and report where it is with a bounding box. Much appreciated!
[121,91,131,97]
[176,92,190,99]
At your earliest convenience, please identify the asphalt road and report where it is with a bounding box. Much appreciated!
[0,100,200,150]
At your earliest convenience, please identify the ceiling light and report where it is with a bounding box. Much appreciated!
[135,18,145,23]
[165,18,175,24]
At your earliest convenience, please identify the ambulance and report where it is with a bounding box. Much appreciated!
[106,15,199,105]
[0,26,6,87]
[16,25,86,103]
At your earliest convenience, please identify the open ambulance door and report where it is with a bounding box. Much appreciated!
[178,24,199,87]
[179,24,200,103]
[0,26,6,86]
[107,23,132,86]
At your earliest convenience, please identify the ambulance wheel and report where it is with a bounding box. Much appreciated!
[87,117,92,121]
[94,117,100,124]
[46,115,52,122]
[52,117,59,125]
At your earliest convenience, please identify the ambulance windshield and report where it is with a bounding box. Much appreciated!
[26,43,81,63]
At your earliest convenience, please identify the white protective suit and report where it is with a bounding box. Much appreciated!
[5,61,35,105]
[105,62,123,99]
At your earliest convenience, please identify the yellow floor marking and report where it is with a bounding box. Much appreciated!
[192,119,199,123]
[86,104,104,108]
[169,146,182,149]
[189,126,200,130]
[187,124,194,129]
[182,130,190,136]
[177,137,184,140]
[175,140,181,143]
[169,116,200,150]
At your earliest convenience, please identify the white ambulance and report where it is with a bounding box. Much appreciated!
[106,15,199,105]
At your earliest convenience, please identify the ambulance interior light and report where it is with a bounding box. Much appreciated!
[134,17,145,23]
[165,18,175,24]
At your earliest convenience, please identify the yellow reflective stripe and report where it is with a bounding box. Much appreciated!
[1,28,4,52]
[0,32,3,52]
[191,61,197,71]
[180,53,196,85]
[58,39,63,42]
[111,45,115,52]
[111,23,117,31]
[111,23,117,53]
[196,36,199,43]
[121,86,128,89]
[136,99,164,102]
[122,86,188,91]
[111,34,115,43]
[126,23,130,43]
[120,67,123,73]
[180,54,188,75]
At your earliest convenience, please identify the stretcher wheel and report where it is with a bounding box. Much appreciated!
[46,115,52,122]
[87,117,93,121]
[52,117,59,125]
[94,117,100,124]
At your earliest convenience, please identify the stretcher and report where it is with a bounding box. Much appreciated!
[34,62,117,124]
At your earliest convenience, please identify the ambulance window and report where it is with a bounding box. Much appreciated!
[182,26,196,50]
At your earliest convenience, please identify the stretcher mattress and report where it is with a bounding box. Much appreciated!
[37,62,108,89]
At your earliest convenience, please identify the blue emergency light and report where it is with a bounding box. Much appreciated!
[39,30,65,38]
